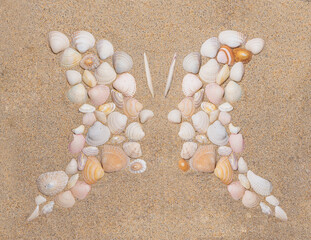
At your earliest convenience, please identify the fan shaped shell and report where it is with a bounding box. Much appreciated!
[102,145,130,172]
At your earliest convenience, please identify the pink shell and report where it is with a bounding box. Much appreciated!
[69,134,85,154]
[205,83,224,105]
[218,111,231,125]
[227,181,245,200]
[83,112,96,126]
[88,85,110,106]
[70,181,91,200]
[229,134,245,153]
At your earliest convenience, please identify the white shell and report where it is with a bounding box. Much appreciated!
[95,62,117,85]
[216,64,230,85]
[238,174,250,189]
[96,39,114,60]
[238,157,248,173]
[195,135,208,144]
[129,159,147,174]
[225,81,242,103]
[41,201,54,215]
[242,190,259,208]
[275,206,288,221]
[228,153,238,170]
[207,120,228,146]
[126,122,145,141]
[219,102,233,112]
[230,62,244,82]
[247,170,273,196]
[111,89,124,109]
[67,173,79,189]
[72,125,85,135]
[229,123,241,134]
[123,142,142,158]
[67,83,87,104]
[245,38,265,55]
[266,195,279,206]
[66,70,82,86]
[139,109,154,124]
[199,59,220,83]
[217,146,232,156]
[182,52,201,74]
[35,195,46,205]
[168,109,182,124]
[72,31,95,53]
[86,121,111,146]
[37,171,68,196]
[194,89,205,108]
[27,206,39,221]
[110,135,126,144]
[181,142,197,159]
[191,111,209,134]
[260,202,272,215]
[48,31,70,54]
[82,146,99,156]
[60,48,82,68]
[113,73,136,97]
[200,37,220,58]
[79,104,96,113]
[218,30,246,48]
[182,74,203,97]
[209,110,220,123]
[82,70,97,87]
[178,122,195,141]
[112,51,133,74]
[65,159,78,175]
[107,112,128,134]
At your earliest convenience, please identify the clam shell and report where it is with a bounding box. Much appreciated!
[35,195,47,205]
[194,89,205,108]
[227,181,245,200]
[238,174,250,189]
[182,52,201,74]
[82,70,97,87]
[195,134,208,144]
[139,109,154,124]
[178,122,195,141]
[67,173,79,189]
[77,152,87,171]
[68,134,85,154]
[229,123,240,134]
[260,202,272,215]
[219,102,233,112]
[178,158,190,172]
[96,39,114,60]
[88,85,110,106]
[229,133,245,153]
[245,38,265,55]
[111,89,124,108]
[242,190,259,208]
[80,54,100,70]
[228,153,238,170]
[67,83,87,104]
[95,62,117,85]
[112,51,133,74]
[266,195,279,206]
[27,206,39,221]
[217,146,232,156]
[102,145,130,172]
[98,103,116,116]
[205,83,224,105]
[199,59,220,83]
[41,201,54,215]
[107,112,128,134]
[214,156,233,184]
[201,102,217,114]
[60,48,82,68]
[123,97,143,118]
[125,122,145,141]
[218,30,246,48]
[218,111,231,125]
[200,37,220,58]
[191,111,210,133]
[83,113,96,126]
[110,135,126,144]
[275,206,288,221]
[129,159,147,174]
[230,62,244,82]
[82,146,99,156]
[209,109,220,123]
[113,73,136,97]
[55,191,75,208]
[66,70,82,86]
[182,74,203,97]
[86,121,111,147]
[225,81,242,103]
[65,159,78,175]
[70,180,91,200]
[79,104,96,113]
[178,97,195,118]
[247,170,273,196]
[207,120,229,146]
[123,142,142,158]
[48,31,70,54]
[168,109,182,123]
[238,157,248,173]
[190,145,216,172]
[180,142,198,160]
[83,156,105,184]
[233,48,252,64]
[216,64,230,85]
[72,125,85,135]
[216,45,234,65]
[37,171,68,196]
[72,31,95,53]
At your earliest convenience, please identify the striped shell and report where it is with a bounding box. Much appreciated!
[107,112,128,134]
[60,48,82,68]
[178,97,195,118]
[125,122,145,141]
[123,142,142,158]
[82,156,105,184]
[191,111,210,134]
[72,31,95,53]
[123,97,143,118]
[182,74,203,97]
[247,170,273,196]
[180,142,197,160]
[37,171,68,196]
[193,89,205,108]
[102,145,130,172]
[95,62,117,85]
[216,45,234,65]
[214,156,233,185]
[190,145,216,172]
[82,146,99,156]
[113,73,136,97]
[111,89,124,108]
[242,190,260,208]
[182,52,201,74]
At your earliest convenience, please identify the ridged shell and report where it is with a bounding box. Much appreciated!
[125,122,145,141]
[194,89,205,108]
[82,146,99,156]
[72,31,95,53]
[37,171,68,196]
[216,64,230,85]
[228,153,238,170]
[230,62,244,82]
[77,152,87,171]
[178,97,195,118]
[168,109,182,123]
[129,159,147,174]
[68,134,85,154]
[190,145,216,172]
[86,121,111,147]
[113,73,136,97]
[266,195,279,206]
[88,85,110,106]
[205,83,224,105]
[80,54,100,70]
[225,81,242,103]
[95,62,117,85]
[123,142,142,158]
[96,39,114,60]
[102,145,130,172]
[66,70,82,86]
[67,83,87,104]
[214,156,233,184]
[200,37,220,58]
[207,121,229,146]
[139,109,154,124]
[110,135,126,144]
[60,48,82,68]
[182,52,201,74]
[180,142,197,159]
[70,181,91,200]
[112,51,133,74]
[191,111,209,133]
[260,202,272,215]
[111,89,124,108]
[83,156,105,184]
[107,112,128,134]
[201,102,217,114]
[216,46,234,65]
[199,59,220,83]
[48,31,70,54]
[245,38,265,55]
[65,159,78,175]
[227,181,246,200]
[275,206,288,221]
[238,174,251,189]
[182,74,203,97]
[217,146,232,156]
[178,122,195,141]
[123,97,143,118]
[55,191,75,208]
[218,30,246,48]
[195,134,208,144]
[83,70,97,87]
[242,190,259,208]
[238,157,248,173]
[247,170,273,196]
[233,48,252,64]
[66,173,79,189]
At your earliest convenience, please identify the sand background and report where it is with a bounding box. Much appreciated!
[0,0,310,239]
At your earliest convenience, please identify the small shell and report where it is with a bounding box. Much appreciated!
[214,156,233,184]
[125,122,145,141]
[70,180,91,200]
[98,103,116,116]
[205,83,224,105]
[82,146,99,156]
[83,113,96,126]
[113,73,136,97]
[83,70,97,87]
[229,134,245,153]
[230,62,244,82]
[233,48,252,64]
[77,152,87,171]
[218,30,246,48]
[139,109,154,124]
[207,121,229,146]
[168,109,182,124]
[191,111,210,133]
[65,159,78,175]
[178,97,195,118]
[218,111,231,125]
[195,134,208,144]
[112,51,133,74]
[182,52,201,74]
[72,31,95,53]
[123,142,142,158]
[41,201,54,215]
[86,121,111,147]
[200,37,220,58]
[96,39,114,60]
[182,74,203,97]
[102,145,130,172]
[217,146,232,156]
[245,38,265,55]
[266,195,279,206]
[275,206,288,221]
[55,191,75,208]
[225,81,242,103]
[107,112,128,134]
[238,174,250,189]
[110,135,126,144]
[228,153,238,170]
[178,122,195,141]
[238,157,248,173]
[219,102,233,112]
[72,125,85,135]
[247,170,273,196]
[229,123,240,134]
[37,171,68,196]
[164,53,177,97]
[201,102,217,114]
[194,89,205,108]
[216,46,234,65]
[67,83,87,104]
[80,54,100,70]
[123,97,143,118]
[35,195,46,205]
[83,156,105,184]
[27,206,39,221]
[129,159,147,174]
[178,159,190,172]
[209,109,220,123]
[180,142,198,159]
[199,59,220,83]
[190,145,216,172]
[48,31,70,54]
[66,70,82,86]
[111,89,124,108]
[88,85,110,106]
[227,181,245,200]
[95,62,117,85]
[60,48,82,68]
[68,134,85,154]
[216,64,230,85]
[67,173,79,189]
[79,103,96,113]
[260,202,272,215]
[242,190,259,208]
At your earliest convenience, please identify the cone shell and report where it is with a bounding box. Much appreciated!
[96,39,114,60]
[245,38,265,55]
[95,62,117,85]
[216,45,234,65]
[139,109,154,124]
[178,97,195,118]
[55,190,75,208]
[125,122,145,141]
[123,142,142,158]
[178,122,195,141]
[86,121,111,147]
[168,109,182,123]
[98,103,116,116]
[200,37,220,58]
[123,97,143,118]
[218,30,246,48]
[247,170,273,196]
[68,134,85,154]
[88,85,110,106]
[37,171,68,196]
[111,89,124,108]
[182,74,203,97]
[48,31,70,54]
[227,181,245,200]
[182,52,201,74]
[207,121,229,146]
[216,64,230,85]
[194,89,205,108]
[199,59,220,83]
[70,180,91,200]
[205,83,224,105]
[242,190,259,208]
[80,54,100,70]
[60,48,82,68]
[190,145,216,172]
[191,111,210,134]
[232,48,252,64]
[214,156,233,184]
[107,112,128,134]
[83,156,105,184]
[180,142,197,160]
[83,70,97,87]
[102,145,130,172]
[112,51,133,74]
[66,70,82,86]
[67,83,87,104]
[72,31,95,53]
[113,73,136,97]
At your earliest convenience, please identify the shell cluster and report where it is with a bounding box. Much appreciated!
[169,30,287,221]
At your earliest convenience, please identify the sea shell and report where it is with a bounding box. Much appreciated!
[205,83,224,105]
[113,73,136,97]
[102,145,130,172]
[94,111,107,123]
[229,123,241,134]
[228,153,238,170]
[266,195,279,206]
[72,31,95,53]
[178,122,195,141]
[225,81,242,103]
[41,201,54,215]
[107,112,128,134]
[238,174,250,189]
[123,97,143,118]
[190,145,216,172]
[164,53,177,97]
[199,59,220,83]
[178,97,195,118]
[67,173,79,189]
[194,89,205,108]
[83,156,105,184]
[88,85,110,106]
[229,134,245,153]
[182,74,203,97]
[144,52,154,97]
[219,102,233,112]
[68,134,85,154]
[48,31,70,54]
[245,38,265,55]
[218,30,246,48]
[247,170,273,196]
[66,70,82,86]
[238,157,248,173]
[180,142,198,159]
[178,159,190,172]
[72,125,85,135]
[125,122,145,141]
[168,109,182,124]
[260,202,272,215]
[233,48,252,63]
[67,83,87,104]
[70,180,91,200]
[216,46,234,65]
[80,54,100,70]
[195,134,208,144]
[218,111,231,125]
[111,89,124,108]
[139,109,154,124]
[79,103,96,113]
[27,206,39,221]
[230,62,244,82]
[214,156,233,184]
[55,191,75,208]
[35,195,46,205]
[191,111,209,133]
[95,62,117,85]
[129,159,147,174]
[82,146,99,156]
[275,206,288,221]
[218,146,232,156]
[182,52,201,74]
[37,171,68,196]
[123,142,142,158]
[242,190,259,208]
[227,181,245,200]
[82,70,97,87]
[201,102,217,114]
[60,48,82,68]
[209,110,220,123]
[77,152,87,171]
[98,103,116,116]
[96,39,114,60]
[216,64,230,85]
[110,135,126,144]
[207,120,229,146]
[86,121,111,147]
[65,159,78,175]
[83,113,96,126]
[112,51,133,74]
[200,37,220,58]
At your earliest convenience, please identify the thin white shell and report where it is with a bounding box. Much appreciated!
[123,142,142,158]
[260,202,272,215]
[182,74,203,97]
[218,146,232,156]
[247,170,273,196]
[139,109,154,124]
[95,62,117,85]
[107,112,128,134]
[275,206,288,221]
[230,62,244,82]
[191,111,209,134]
[178,122,195,141]
[182,52,201,74]
[218,30,246,48]
[168,109,182,124]
[66,70,82,86]
[238,157,248,173]
[37,171,68,196]
[245,38,265,55]
[199,59,220,83]
[41,201,54,215]
[181,142,197,159]
[126,122,145,141]
[200,37,220,58]
[48,31,69,54]
[112,51,133,74]
[96,39,114,60]
[207,120,228,146]
[266,195,279,206]
[72,31,95,53]
[65,159,78,175]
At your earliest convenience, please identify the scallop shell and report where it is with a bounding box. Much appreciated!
[123,142,142,158]
[207,120,229,146]
[238,174,250,189]
[70,180,91,200]
[229,123,240,134]
[218,111,231,125]
[95,62,117,85]
[247,170,273,196]
[139,109,154,124]
[216,64,230,85]
[67,173,79,189]
[110,135,126,144]
[72,125,85,135]
[182,52,201,74]
[227,181,246,200]
[112,51,133,74]
[125,122,145,141]
[37,171,68,196]
[180,142,197,160]
[35,195,47,205]
[102,145,130,172]
[238,157,248,173]
[217,146,232,156]
[79,103,96,113]
[190,145,216,172]
[60,48,82,68]
[178,122,195,141]
[168,109,182,123]
[86,121,111,147]
[55,191,75,208]
[209,110,220,123]
[68,134,85,154]
[178,97,195,118]
[178,158,190,172]
[216,45,235,65]
[65,159,78,175]
[218,30,246,48]
[41,201,54,215]
[67,83,87,104]
[233,48,252,64]
[205,83,224,105]
[83,70,97,87]
[77,152,87,171]
[200,37,220,58]
[27,206,39,221]
[129,159,147,174]
[230,62,244,82]
[98,103,116,116]
[219,102,233,112]
[242,190,259,208]
[214,156,233,184]
[107,112,128,134]
[113,73,136,97]
[123,97,143,118]
[260,202,272,215]
[83,113,96,126]
[228,153,238,170]
[83,156,105,184]
[194,89,205,108]
[82,146,99,156]
[201,102,217,114]
[275,206,288,221]
[266,195,279,206]
[229,133,245,153]
[225,81,242,103]
[72,31,95,53]
[199,59,220,83]
[66,70,82,86]
[191,111,210,134]
[48,31,70,54]
[88,85,110,106]
[96,39,114,60]
[111,89,124,108]
[245,38,265,55]
[195,134,208,144]
[80,54,100,70]
[182,74,203,97]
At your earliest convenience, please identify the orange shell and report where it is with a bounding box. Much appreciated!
[178,159,190,172]
[178,97,195,118]
[123,97,143,118]
[102,145,130,172]
[190,145,216,172]
[214,156,233,184]
[232,48,252,63]
[217,45,234,65]
[83,156,105,185]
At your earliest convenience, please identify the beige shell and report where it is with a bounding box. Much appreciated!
[238,157,248,173]
[182,74,203,97]
[107,112,128,134]
[110,135,126,144]
[193,89,204,108]
[102,145,130,172]
[225,81,242,103]
[83,156,105,184]
[275,206,288,221]
[55,190,76,208]
[214,156,233,184]
[260,202,272,215]
[230,62,244,82]
[66,70,82,86]
[190,145,216,172]
[178,122,195,141]
[48,31,70,54]
[86,121,111,147]
[181,142,198,159]
[168,109,182,123]
[207,120,229,146]
[139,109,154,124]
[79,103,96,113]
[200,37,220,58]
[216,64,230,85]
[98,103,116,115]
[113,73,136,97]
[112,51,133,74]
[201,102,217,114]
[41,201,54,215]
[27,206,39,221]
[199,59,220,83]
[35,195,47,205]
[242,190,259,208]
[123,142,142,158]
[123,97,143,118]
[111,89,124,109]
[191,111,210,134]
[245,38,265,55]
[37,171,68,196]
[247,170,273,196]
[60,48,82,68]
[182,52,201,74]
[96,39,114,60]
[67,83,87,104]
[218,30,247,48]
[238,174,250,189]
[94,110,107,124]
[66,173,79,189]
[83,70,97,87]
[178,97,195,118]
[95,62,117,84]
[80,54,100,70]
[209,109,220,123]
[65,159,78,175]
[125,122,145,141]
[72,31,95,53]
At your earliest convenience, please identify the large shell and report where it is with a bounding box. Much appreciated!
[60,48,82,68]
[191,111,210,134]
[66,70,82,86]
[227,181,245,200]
[123,97,143,118]
[96,39,114,60]
[83,70,97,87]
[194,89,205,108]
[86,121,111,147]
[80,54,100,70]
[107,112,128,134]
[95,62,117,85]
[190,145,216,172]
[88,85,110,106]
[207,121,229,146]
[37,171,68,196]
[275,206,288,221]
[55,191,75,208]
[216,64,230,85]
[245,38,265,55]
[125,122,145,141]
[168,109,182,123]
[83,156,105,184]
[216,45,234,65]
[229,133,245,153]
[123,142,142,158]
[180,142,197,160]
[139,109,154,124]
[111,89,124,108]
[48,31,70,54]
[199,59,220,83]
[72,31,95,53]
[70,180,91,200]
[218,30,246,48]
[242,190,259,208]
[129,159,147,174]
[113,73,136,97]
[182,52,201,74]
[182,74,203,97]
[247,170,273,196]
[178,97,195,118]
[102,145,130,172]
[225,81,242,103]
[67,83,87,104]
[230,62,244,82]
[214,156,233,184]
[68,134,85,154]
[112,51,133,74]
[65,159,78,175]
[205,83,224,105]
[200,37,220,58]
[178,122,195,141]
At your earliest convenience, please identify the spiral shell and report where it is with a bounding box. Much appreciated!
[112,51,133,74]
[107,112,128,134]
[111,89,124,109]
[48,31,70,54]
[96,39,114,60]
[83,156,105,184]
[123,142,142,158]
[218,30,246,48]
[180,142,197,160]
[190,145,216,172]
[182,74,203,97]
[199,59,220,83]
[55,191,75,208]
[178,122,195,141]
[178,97,195,118]
[37,171,68,196]
[72,31,95,53]
[113,73,136,97]
[123,97,143,119]
[102,145,130,172]
[214,156,233,185]
[182,52,201,74]
[125,122,145,141]
[60,48,82,68]
[200,37,220,58]
[191,111,210,134]
[95,62,117,85]
[242,190,259,208]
